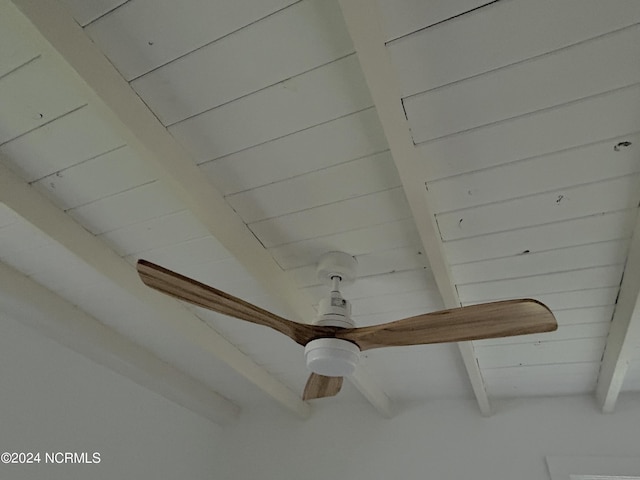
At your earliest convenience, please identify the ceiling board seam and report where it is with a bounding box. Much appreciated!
[456,264,626,287]
[384,0,504,44]
[414,82,640,148]
[94,208,191,236]
[435,172,640,216]
[441,208,640,243]
[483,360,601,372]
[62,178,158,211]
[224,148,391,197]
[0,53,40,81]
[467,287,620,305]
[426,130,640,184]
[450,239,631,267]
[400,21,640,101]
[444,209,636,248]
[78,0,130,28]
[299,266,431,289]
[283,243,424,271]
[0,103,88,149]
[124,0,306,82]
[480,334,610,348]
[199,106,377,166]
[29,144,129,184]
[247,185,406,227]
[163,51,358,128]
[267,216,415,251]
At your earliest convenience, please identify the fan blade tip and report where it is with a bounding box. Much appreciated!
[303,374,343,400]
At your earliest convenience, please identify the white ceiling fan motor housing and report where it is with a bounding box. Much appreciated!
[305,252,360,377]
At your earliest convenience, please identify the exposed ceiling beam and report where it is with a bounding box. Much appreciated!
[596,208,640,412]
[0,163,310,419]
[8,0,391,416]
[0,260,240,425]
[338,0,491,416]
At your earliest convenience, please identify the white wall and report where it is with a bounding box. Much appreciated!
[0,312,232,479]
[226,392,640,480]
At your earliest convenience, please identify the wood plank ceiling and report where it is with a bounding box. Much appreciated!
[1,0,640,419]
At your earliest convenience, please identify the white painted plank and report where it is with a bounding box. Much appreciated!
[463,287,619,311]
[387,0,640,96]
[168,54,372,162]
[0,106,124,182]
[377,0,494,42]
[133,0,353,124]
[457,265,624,303]
[405,26,640,143]
[31,146,155,210]
[125,236,231,271]
[67,180,183,234]
[437,175,640,241]
[349,289,444,316]
[484,362,599,396]
[199,107,387,194]
[270,218,420,269]
[0,1,40,76]
[58,0,127,26]
[226,151,400,222]
[86,0,297,79]
[554,306,615,326]
[288,245,426,287]
[352,306,436,327]
[304,268,437,301]
[173,257,254,290]
[429,133,640,213]
[444,210,637,265]
[249,187,411,247]
[0,56,86,144]
[477,321,611,347]
[99,210,209,256]
[476,337,607,369]
[418,84,640,180]
[451,240,629,285]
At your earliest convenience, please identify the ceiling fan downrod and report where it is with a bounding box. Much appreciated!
[304,252,360,377]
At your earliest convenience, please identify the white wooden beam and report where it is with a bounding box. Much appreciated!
[6,0,391,416]
[338,0,491,416]
[349,366,393,417]
[0,260,240,425]
[596,208,640,412]
[0,163,310,419]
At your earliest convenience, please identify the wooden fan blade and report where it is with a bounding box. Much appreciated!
[337,299,557,351]
[136,260,336,346]
[302,373,343,400]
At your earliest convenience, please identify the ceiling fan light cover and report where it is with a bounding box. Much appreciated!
[304,338,360,377]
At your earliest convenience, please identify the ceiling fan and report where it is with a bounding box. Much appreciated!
[136,251,557,401]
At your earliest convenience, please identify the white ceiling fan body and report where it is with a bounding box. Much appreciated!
[304,252,360,377]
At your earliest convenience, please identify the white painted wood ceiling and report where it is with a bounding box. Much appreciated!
[2,0,640,417]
